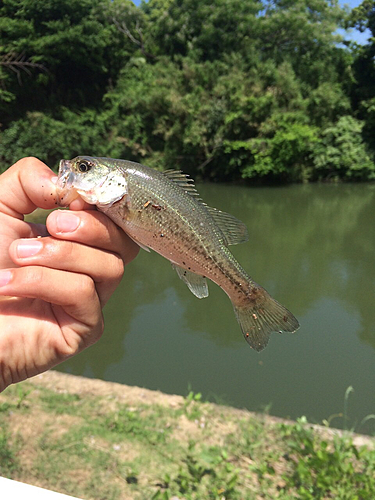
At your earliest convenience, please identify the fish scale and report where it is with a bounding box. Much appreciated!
[57,156,299,351]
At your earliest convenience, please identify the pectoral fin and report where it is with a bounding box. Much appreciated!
[172,264,209,299]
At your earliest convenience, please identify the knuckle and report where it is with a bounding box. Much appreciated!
[40,238,70,263]
[16,156,40,168]
[62,240,75,260]
[78,274,97,298]
[110,255,125,281]
[15,157,46,175]
[123,238,140,264]
[97,253,124,284]
[23,265,45,284]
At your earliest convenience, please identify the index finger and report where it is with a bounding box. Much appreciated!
[46,209,140,266]
[0,157,58,218]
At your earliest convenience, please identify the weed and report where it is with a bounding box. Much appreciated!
[104,405,172,445]
[183,391,204,421]
[186,390,203,403]
[40,391,82,414]
[325,385,375,435]
[0,401,11,413]
[0,383,31,413]
[153,441,241,499]
[0,427,18,476]
[359,414,375,434]
[15,385,32,408]
[343,385,354,431]
[279,417,375,499]
[0,378,373,500]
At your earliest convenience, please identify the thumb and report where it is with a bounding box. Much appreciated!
[0,157,58,218]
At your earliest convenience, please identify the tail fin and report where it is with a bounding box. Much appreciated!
[233,290,299,352]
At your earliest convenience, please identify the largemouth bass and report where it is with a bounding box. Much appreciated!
[56,156,299,351]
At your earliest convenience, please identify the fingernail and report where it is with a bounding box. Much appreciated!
[16,240,43,258]
[56,212,80,233]
[0,270,12,287]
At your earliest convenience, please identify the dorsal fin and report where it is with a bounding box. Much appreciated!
[163,169,248,246]
[207,207,249,245]
[163,170,203,200]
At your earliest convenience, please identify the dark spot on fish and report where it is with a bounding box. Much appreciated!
[152,204,163,211]
[283,316,288,322]
[182,261,186,266]
[188,267,191,270]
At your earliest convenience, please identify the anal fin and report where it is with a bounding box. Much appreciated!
[172,264,209,299]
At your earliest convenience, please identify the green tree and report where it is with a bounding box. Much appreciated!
[346,1,375,152]
[0,0,372,182]
[312,115,375,180]
[0,0,135,122]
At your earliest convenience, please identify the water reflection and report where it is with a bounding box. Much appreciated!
[201,183,375,349]
[57,183,375,433]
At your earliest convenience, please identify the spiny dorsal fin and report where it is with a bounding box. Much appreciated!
[163,170,248,246]
[163,170,203,200]
[207,207,249,246]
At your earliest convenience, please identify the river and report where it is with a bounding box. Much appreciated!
[56,182,375,434]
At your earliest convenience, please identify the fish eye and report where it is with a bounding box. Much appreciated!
[78,161,92,173]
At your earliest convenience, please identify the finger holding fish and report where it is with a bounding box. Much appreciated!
[0,157,144,391]
[46,209,140,266]
[7,212,137,306]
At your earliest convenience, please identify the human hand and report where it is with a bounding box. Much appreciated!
[0,157,139,392]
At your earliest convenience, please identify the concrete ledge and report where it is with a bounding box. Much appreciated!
[0,477,83,499]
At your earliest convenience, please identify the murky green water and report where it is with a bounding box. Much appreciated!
[56,183,375,433]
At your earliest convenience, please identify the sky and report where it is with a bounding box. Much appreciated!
[131,0,371,45]
[339,0,370,44]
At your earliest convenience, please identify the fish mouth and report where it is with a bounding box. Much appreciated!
[56,159,79,206]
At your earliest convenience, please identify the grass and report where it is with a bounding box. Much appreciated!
[0,374,374,499]
[0,426,18,477]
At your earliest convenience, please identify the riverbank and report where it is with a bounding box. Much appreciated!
[0,371,374,499]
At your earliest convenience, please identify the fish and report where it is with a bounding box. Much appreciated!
[56,156,299,351]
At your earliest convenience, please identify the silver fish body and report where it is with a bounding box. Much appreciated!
[57,156,299,351]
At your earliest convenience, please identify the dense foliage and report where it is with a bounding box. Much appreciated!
[1,0,375,182]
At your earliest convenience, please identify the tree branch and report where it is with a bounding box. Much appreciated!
[111,18,155,60]
[0,52,47,85]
